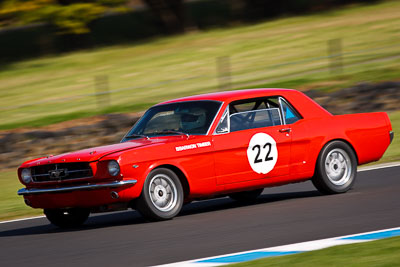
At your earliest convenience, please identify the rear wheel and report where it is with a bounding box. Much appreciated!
[312,141,357,194]
[136,168,184,221]
[44,208,90,228]
[229,188,263,203]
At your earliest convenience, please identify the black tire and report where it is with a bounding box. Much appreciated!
[312,141,357,194]
[44,208,90,228]
[136,168,184,221]
[229,188,264,203]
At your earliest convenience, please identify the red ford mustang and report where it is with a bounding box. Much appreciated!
[17,89,394,227]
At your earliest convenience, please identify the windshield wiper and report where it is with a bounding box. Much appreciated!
[150,130,189,137]
[124,134,149,140]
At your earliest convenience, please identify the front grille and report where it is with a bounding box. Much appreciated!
[32,162,93,182]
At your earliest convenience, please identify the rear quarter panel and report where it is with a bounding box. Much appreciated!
[331,112,392,164]
[283,90,391,176]
[304,112,392,171]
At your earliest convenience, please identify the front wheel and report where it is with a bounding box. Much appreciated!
[312,141,357,194]
[136,168,184,221]
[44,208,90,228]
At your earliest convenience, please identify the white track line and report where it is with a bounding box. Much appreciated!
[358,161,400,172]
[2,161,399,225]
[0,215,45,224]
[155,226,400,267]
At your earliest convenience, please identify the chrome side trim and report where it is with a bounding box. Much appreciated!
[278,97,287,125]
[18,180,137,196]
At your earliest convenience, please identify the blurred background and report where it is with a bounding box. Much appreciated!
[0,0,399,220]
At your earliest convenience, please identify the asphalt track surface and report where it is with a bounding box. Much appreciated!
[1,166,400,267]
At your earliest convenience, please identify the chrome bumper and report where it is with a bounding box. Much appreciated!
[18,180,137,196]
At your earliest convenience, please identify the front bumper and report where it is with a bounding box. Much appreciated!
[18,180,137,196]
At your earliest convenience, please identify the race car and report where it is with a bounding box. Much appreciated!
[17,88,394,227]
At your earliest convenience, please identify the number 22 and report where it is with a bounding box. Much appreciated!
[252,143,273,163]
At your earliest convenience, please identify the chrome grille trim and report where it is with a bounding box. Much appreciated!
[31,162,93,182]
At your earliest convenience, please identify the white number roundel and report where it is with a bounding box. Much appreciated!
[247,133,278,174]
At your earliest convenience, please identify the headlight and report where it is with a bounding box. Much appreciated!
[21,168,32,183]
[108,160,120,176]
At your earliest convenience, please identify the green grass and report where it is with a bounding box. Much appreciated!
[381,111,400,162]
[229,236,400,267]
[1,0,400,129]
[0,170,42,221]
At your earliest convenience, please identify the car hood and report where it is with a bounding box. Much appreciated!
[21,138,168,167]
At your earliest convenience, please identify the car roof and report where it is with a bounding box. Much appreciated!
[158,88,297,105]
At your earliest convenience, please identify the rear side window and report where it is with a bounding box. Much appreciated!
[280,98,301,124]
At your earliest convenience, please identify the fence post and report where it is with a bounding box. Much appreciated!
[94,75,110,110]
[327,38,343,75]
[216,56,232,91]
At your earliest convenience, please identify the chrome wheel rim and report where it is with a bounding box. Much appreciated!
[149,174,178,212]
[325,148,352,186]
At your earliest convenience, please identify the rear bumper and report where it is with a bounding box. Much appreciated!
[18,180,137,195]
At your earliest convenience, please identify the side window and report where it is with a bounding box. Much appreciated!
[228,97,283,132]
[214,96,301,134]
[230,108,282,132]
[280,98,301,124]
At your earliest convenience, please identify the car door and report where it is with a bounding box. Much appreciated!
[279,97,312,176]
[212,97,292,185]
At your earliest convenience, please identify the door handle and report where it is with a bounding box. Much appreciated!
[279,128,291,133]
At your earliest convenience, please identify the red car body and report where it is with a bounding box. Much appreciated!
[17,89,393,225]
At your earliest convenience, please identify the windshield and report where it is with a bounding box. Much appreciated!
[122,100,222,140]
